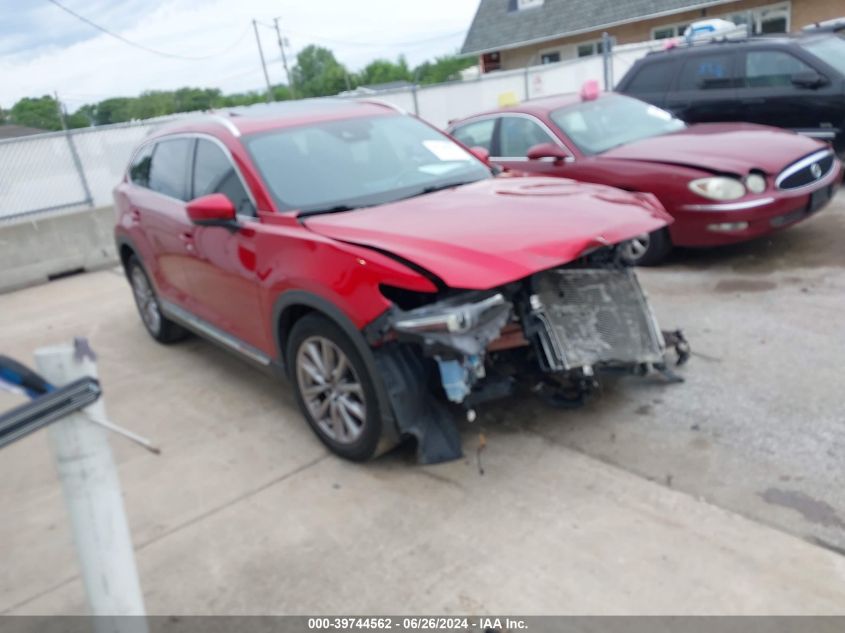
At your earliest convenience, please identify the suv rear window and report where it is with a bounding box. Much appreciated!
[678,53,734,90]
[149,138,192,201]
[129,144,153,188]
[626,61,674,93]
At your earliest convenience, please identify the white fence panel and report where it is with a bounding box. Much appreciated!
[0,39,657,221]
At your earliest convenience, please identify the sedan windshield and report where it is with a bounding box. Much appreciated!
[800,35,845,75]
[550,94,685,155]
[245,114,491,214]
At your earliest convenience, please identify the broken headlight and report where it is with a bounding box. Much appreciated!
[393,294,508,334]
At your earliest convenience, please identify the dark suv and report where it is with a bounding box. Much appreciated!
[617,33,845,156]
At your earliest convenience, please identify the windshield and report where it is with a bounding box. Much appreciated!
[244,114,491,214]
[800,36,845,75]
[550,94,686,155]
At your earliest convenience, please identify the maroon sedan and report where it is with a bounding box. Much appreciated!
[448,92,842,264]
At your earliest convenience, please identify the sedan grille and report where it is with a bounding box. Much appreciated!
[530,268,665,372]
[777,150,835,191]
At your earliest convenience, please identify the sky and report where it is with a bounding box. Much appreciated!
[0,0,480,111]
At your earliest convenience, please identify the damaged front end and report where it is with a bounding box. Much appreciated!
[365,249,690,464]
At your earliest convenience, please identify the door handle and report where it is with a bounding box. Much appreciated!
[179,232,195,253]
[741,98,765,105]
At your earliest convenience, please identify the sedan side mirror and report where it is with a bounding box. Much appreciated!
[469,146,491,164]
[791,71,828,89]
[526,142,570,163]
[186,193,238,228]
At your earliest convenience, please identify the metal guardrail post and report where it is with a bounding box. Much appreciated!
[35,344,147,633]
[55,93,95,209]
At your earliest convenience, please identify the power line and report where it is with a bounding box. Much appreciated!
[254,21,466,49]
[45,0,251,61]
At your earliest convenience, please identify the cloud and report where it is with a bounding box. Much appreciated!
[0,0,478,110]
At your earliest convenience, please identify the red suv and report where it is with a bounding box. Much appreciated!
[114,100,683,463]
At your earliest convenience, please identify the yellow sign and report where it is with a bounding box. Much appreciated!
[497,91,519,107]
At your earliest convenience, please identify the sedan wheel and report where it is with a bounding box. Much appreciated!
[621,233,650,263]
[296,335,367,444]
[619,228,672,266]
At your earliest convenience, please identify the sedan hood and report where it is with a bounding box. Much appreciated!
[602,123,825,175]
[303,178,670,290]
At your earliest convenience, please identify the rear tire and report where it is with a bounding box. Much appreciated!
[127,256,188,344]
[620,228,672,266]
[287,314,382,461]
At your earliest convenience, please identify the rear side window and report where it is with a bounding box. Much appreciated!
[149,138,192,200]
[451,118,496,152]
[678,53,734,90]
[193,139,256,217]
[129,144,153,187]
[744,51,815,87]
[626,61,674,93]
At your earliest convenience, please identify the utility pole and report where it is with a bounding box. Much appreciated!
[273,17,295,99]
[252,19,274,103]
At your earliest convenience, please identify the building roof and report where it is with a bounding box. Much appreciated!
[461,0,735,55]
[0,124,47,139]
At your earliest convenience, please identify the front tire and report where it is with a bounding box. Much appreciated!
[287,314,382,461]
[619,228,672,266]
[127,256,187,344]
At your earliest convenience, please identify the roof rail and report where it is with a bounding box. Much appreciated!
[356,98,407,115]
[206,113,241,137]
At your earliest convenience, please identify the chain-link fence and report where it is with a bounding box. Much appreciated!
[0,38,660,224]
[0,116,182,223]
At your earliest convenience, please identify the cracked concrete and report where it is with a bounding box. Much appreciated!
[1,195,844,614]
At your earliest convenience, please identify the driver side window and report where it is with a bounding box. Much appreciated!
[192,139,256,217]
[498,116,556,158]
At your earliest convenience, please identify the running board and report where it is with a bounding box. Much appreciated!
[159,300,273,367]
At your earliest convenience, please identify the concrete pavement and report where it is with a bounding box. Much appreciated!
[1,196,844,615]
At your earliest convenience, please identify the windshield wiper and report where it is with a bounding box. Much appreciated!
[298,205,360,219]
[400,179,481,201]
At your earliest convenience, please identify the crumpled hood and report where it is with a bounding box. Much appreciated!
[303,178,670,290]
[602,123,825,175]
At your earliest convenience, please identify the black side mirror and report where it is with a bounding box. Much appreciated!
[791,71,828,89]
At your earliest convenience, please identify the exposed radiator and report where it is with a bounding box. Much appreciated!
[530,268,665,371]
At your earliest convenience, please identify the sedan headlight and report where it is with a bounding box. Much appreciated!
[689,177,746,201]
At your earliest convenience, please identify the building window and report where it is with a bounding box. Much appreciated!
[482,51,501,72]
[541,51,561,64]
[516,0,544,10]
[576,40,604,57]
[652,23,690,40]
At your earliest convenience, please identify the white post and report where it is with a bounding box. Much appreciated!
[35,344,147,633]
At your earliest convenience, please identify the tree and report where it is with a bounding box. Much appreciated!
[9,95,62,131]
[292,45,351,97]
[357,56,412,87]
[414,53,477,85]
[93,97,134,125]
[131,91,176,120]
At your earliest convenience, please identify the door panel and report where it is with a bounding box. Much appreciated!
[182,138,266,350]
[665,51,741,123]
[137,139,195,306]
[737,49,842,135]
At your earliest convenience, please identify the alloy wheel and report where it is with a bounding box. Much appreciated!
[131,266,162,334]
[295,335,366,444]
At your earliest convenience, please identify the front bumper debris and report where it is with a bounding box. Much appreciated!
[368,264,690,464]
